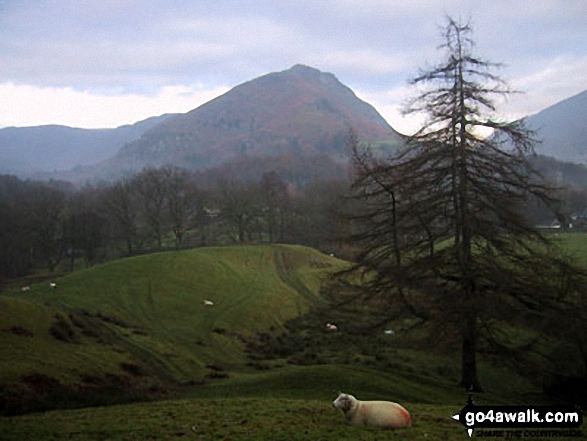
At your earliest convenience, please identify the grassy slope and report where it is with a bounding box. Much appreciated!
[2,238,585,438]
[0,296,131,384]
[0,245,343,409]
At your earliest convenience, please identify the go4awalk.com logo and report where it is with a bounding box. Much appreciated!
[452,392,583,438]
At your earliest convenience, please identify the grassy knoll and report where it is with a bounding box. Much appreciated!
[0,245,344,414]
[190,362,538,406]
[1,241,585,439]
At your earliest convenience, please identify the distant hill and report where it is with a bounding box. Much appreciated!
[67,65,402,182]
[530,154,587,190]
[524,89,587,164]
[0,114,174,177]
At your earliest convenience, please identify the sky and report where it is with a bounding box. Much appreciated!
[1,0,586,135]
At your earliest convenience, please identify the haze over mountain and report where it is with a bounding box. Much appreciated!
[9,65,388,183]
[525,89,587,164]
[2,66,586,185]
[72,64,399,182]
[0,115,173,177]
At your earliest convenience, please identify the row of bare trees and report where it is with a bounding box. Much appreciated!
[101,166,201,253]
[0,167,347,285]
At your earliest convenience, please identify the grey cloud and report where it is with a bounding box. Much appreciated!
[0,0,585,119]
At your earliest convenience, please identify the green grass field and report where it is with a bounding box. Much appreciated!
[2,396,584,440]
[0,398,467,441]
[0,245,343,412]
[552,232,587,265]
[1,240,585,439]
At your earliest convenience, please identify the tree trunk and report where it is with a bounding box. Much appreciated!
[268,208,274,243]
[461,306,482,391]
[238,216,245,243]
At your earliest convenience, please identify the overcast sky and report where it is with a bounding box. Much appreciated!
[1,0,586,134]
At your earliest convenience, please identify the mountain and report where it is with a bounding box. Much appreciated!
[0,114,174,177]
[75,65,402,182]
[524,89,587,164]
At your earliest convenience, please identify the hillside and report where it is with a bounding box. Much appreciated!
[1,240,570,427]
[0,114,173,177]
[525,89,587,164]
[70,65,403,182]
[0,245,343,414]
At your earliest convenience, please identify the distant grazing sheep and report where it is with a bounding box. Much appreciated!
[326,323,338,331]
[332,392,411,429]
[20,286,30,292]
[384,329,395,336]
[49,283,57,289]
[203,300,214,306]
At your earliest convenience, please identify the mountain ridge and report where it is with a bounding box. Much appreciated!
[0,114,175,177]
[2,68,585,184]
[524,89,587,163]
[53,65,402,182]
[109,65,401,173]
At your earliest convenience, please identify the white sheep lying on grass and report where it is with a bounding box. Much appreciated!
[332,392,411,429]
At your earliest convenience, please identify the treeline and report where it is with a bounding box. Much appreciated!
[530,155,587,225]
[0,166,349,285]
[2,154,585,286]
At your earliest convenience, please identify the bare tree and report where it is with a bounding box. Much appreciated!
[133,167,170,248]
[260,171,289,243]
[0,176,34,280]
[166,167,199,249]
[102,178,139,254]
[219,179,261,243]
[62,187,107,269]
[294,177,348,250]
[23,183,66,272]
[344,18,586,391]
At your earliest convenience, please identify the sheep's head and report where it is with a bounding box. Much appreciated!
[332,393,355,413]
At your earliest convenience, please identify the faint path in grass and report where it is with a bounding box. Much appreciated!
[272,246,326,306]
[0,245,349,409]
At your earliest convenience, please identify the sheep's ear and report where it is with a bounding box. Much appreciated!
[342,396,353,411]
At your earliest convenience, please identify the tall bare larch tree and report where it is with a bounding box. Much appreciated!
[345,17,586,391]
